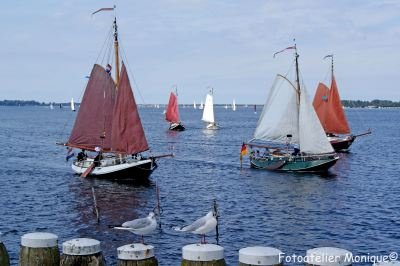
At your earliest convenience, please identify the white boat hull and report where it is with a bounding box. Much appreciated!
[72,157,156,179]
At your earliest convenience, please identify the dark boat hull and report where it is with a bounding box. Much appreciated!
[329,135,356,152]
[72,158,157,180]
[169,123,185,131]
[250,154,339,172]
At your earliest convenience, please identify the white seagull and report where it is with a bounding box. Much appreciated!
[174,211,217,244]
[114,212,157,243]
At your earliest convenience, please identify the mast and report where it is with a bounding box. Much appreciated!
[113,17,120,87]
[294,43,301,98]
[331,54,334,81]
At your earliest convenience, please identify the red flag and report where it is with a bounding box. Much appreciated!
[273,46,296,58]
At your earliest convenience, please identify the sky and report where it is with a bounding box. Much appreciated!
[1,0,399,104]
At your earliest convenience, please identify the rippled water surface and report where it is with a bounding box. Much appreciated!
[0,106,399,265]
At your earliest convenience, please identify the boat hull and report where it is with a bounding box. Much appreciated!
[328,135,356,152]
[72,157,157,180]
[206,123,219,130]
[169,122,185,131]
[250,154,339,172]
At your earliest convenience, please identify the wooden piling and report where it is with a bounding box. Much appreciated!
[19,232,60,266]
[239,246,283,266]
[0,240,10,266]
[60,238,106,266]
[306,247,352,266]
[181,244,225,266]
[117,243,158,266]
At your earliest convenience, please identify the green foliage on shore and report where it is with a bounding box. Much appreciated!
[0,99,399,107]
[342,100,400,108]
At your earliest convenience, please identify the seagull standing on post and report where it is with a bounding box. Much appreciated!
[174,211,217,244]
[114,212,157,243]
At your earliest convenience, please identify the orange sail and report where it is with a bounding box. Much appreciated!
[313,75,350,134]
[165,92,180,123]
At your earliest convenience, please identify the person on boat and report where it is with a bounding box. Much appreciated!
[94,147,103,167]
[106,64,112,75]
[292,144,300,156]
[77,149,87,161]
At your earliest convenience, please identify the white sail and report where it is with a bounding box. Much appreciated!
[232,99,236,111]
[193,100,197,109]
[199,101,204,109]
[299,86,334,154]
[70,98,75,111]
[202,94,215,123]
[50,103,54,110]
[254,75,299,144]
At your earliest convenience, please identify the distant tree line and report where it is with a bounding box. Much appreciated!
[342,100,400,108]
[1,99,399,107]
[0,100,46,106]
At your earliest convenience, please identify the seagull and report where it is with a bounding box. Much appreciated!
[114,212,157,243]
[174,211,217,244]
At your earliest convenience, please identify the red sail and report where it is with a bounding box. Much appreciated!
[111,63,149,154]
[67,64,116,151]
[313,77,350,134]
[325,75,350,134]
[165,92,180,123]
[313,82,329,126]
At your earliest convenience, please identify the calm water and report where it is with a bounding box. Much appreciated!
[0,106,399,265]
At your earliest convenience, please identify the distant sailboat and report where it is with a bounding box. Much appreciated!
[202,88,218,129]
[166,88,185,131]
[193,100,197,109]
[70,98,76,112]
[199,101,204,110]
[232,99,236,111]
[245,44,338,172]
[49,103,54,110]
[313,55,371,151]
[253,104,257,114]
[224,104,228,109]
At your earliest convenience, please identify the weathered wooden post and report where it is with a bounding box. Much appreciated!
[239,246,283,266]
[19,232,60,266]
[0,238,10,266]
[306,247,352,266]
[181,244,225,266]
[60,238,106,266]
[117,243,158,266]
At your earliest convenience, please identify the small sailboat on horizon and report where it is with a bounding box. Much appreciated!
[70,98,76,112]
[193,100,197,109]
[199,100,204,110]
[232,99,236,111]
[313,55,371,151]
[245,44,338,172]
[165,87,185,131]
[202,88,218,130]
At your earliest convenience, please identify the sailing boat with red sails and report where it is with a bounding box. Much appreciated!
[165,87,185,131]
[60,7,171,179]
[313,55,371,151]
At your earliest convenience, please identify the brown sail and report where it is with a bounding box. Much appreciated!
[67,64,116,151]
[313,76,350,134]
[111,63,149,154]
